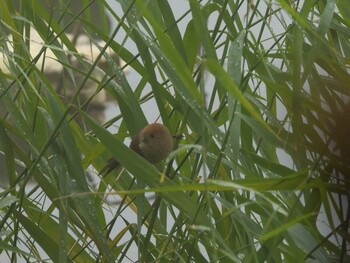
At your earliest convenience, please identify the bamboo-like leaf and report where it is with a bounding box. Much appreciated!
[0,1,348,261]
[84,112,212,227]
[14,210,73,263]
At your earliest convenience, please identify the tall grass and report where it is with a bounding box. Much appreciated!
[0,0,349,262]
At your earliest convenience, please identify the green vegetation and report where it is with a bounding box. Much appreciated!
[0,0,349,262]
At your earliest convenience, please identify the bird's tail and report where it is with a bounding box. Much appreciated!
[98,158,120,176]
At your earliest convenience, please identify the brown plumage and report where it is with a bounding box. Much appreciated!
[99,123,174,176]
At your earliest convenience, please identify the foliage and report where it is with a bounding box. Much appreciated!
[0,0,349,262]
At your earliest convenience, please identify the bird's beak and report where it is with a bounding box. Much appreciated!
[139,141,145,150]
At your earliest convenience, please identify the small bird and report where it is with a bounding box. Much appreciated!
[99,123,174,176]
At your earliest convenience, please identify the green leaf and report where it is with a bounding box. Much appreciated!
[83,112,212,227]
[14,210,73,263]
